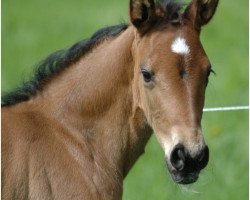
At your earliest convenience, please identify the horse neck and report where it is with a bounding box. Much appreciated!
[32,26,152,182]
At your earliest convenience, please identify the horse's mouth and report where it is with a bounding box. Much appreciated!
[169,170,199,184]
[164,144,209,185]
[166,161,200,185]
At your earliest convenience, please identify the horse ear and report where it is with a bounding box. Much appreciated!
[184,0,219,28]
[129,0,155,33]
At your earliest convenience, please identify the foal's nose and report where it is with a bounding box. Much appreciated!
[170,144,209,172]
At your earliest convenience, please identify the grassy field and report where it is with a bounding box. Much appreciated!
[2,0,248,199]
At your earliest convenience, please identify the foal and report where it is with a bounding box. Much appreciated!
[2,0,219,199]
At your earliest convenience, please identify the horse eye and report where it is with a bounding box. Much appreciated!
[206,68,215,86]
[141,70,152,82]
[207,68,216,77]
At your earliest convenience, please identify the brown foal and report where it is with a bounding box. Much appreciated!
[2,0,219,199]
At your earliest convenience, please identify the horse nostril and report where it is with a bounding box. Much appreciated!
[197,146,209,170]
[170,144,186,171]
[170,145,209,173]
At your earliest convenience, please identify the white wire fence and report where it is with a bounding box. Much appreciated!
[203,106,249,112]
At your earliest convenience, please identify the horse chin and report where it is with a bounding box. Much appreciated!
[170,171,199,185]
[166,162,200,185]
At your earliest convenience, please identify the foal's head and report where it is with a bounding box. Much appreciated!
[130,0,218,184]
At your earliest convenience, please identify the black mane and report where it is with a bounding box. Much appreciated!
[155,0,184,22]
[2,24,128,107]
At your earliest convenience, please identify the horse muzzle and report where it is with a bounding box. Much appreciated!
[166,144,209,184]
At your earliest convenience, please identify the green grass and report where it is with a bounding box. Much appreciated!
[2,0,248,199]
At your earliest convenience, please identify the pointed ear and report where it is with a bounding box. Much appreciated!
[184,0,219,28]
[129,0,156,34]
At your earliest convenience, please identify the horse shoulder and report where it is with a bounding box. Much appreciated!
[2,104,101,199]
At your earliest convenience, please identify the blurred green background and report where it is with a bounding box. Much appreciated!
[2,0,248,199]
